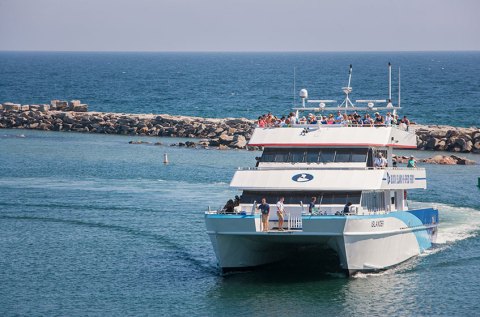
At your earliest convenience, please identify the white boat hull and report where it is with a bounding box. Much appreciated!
[205,208,438,275]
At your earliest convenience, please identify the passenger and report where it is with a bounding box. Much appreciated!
[374,112,384,125]
[407,155,416,168]
[258,116,266,128]
[374,152,387,168]
[265,113,275,127]
[234,195,241,207]
[276,197,286,231]
[223,199,235,213]
[289,114,297,126]
[385,112,393,126]
[365,114,374,125]
[321,116,328,124]
[343,202,353,214]
[341,114,351,126]
[307,113,317,124]
[401,115,410,126]
[335,111,343,123]
[326,114,335,124]
[308,196,317,214]
[299,116,307,124]
[392,114,399,125]
[258,197,270,232]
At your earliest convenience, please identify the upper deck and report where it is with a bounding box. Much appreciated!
[248,124,417,149]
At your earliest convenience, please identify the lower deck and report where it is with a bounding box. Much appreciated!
[205,208,438,273]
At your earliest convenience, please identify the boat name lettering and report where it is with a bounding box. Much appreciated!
[371,220,384,227]
[387,172,415,185]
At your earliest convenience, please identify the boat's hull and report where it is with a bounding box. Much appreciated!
[205,208,438,275]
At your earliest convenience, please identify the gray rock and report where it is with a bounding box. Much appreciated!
[219,133,234,144]
[231,135,247,149]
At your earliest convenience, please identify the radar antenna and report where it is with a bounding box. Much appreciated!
[340,64,354,108]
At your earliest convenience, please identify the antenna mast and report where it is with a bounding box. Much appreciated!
[340,64,354,109]
[387,62,393,107]
[398,67,401,108]
[293,67,296,107]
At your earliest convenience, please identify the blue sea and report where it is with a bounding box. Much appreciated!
[1,51,480,127]
[1,52,480,316]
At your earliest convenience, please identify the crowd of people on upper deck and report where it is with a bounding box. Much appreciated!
[257,111,411,128]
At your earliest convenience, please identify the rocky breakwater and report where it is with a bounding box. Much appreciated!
[1,100,480,152]
[0,100,255,149]
[415,125,480,153]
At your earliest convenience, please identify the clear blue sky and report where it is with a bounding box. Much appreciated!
[0,0,478,51]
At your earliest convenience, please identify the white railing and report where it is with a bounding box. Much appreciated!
[287,212,302,230]
[257,123,414,133]
[237,166,424,171]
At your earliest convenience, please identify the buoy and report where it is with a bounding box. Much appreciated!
[163,153,169,164]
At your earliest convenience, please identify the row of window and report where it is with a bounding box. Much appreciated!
[260,148,368,163]
[240,191,362,205]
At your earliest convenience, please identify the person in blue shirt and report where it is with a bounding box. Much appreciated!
[343,202,352,214]
[258,198,270,232]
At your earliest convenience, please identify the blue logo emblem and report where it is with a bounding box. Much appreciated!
[292,173,314,182]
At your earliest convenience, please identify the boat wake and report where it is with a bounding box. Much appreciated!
[409,200,480,244]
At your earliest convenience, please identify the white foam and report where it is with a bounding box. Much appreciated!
[409,201,480,244]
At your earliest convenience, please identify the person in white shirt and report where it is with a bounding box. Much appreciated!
[276,197,286,231]
[374,152,387,168]
[385,112,393,126]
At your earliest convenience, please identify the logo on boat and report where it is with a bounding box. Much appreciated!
[292,173,314,182]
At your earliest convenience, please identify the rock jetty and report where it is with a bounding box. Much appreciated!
[393,154,476,165]
[0,100,254,149]
[1,100,479,153]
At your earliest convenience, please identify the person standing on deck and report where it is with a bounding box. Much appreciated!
[407,155,417,168]
[276,197,286,231]
[258,198,270,232]
[308,196,317,214]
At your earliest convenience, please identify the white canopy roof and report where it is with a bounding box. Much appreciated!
[248,126,417,149]
[230,168,426,191]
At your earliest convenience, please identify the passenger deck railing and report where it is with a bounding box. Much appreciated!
[256,123,415,133]
[237,166,424,171]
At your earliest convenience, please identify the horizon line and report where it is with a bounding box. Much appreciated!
[0,49,479,54]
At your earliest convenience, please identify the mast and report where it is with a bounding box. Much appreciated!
[388,62,392,102]
[293,67,296,107]
[340,64,354,109]
[398,67,401,108]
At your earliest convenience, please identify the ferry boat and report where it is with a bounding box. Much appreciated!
[205,64,439,275]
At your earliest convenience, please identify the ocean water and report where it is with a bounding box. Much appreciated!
[0,129,479,316]
[1,52,480,316]
[1,51,480,127]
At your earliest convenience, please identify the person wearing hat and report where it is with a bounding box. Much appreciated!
[407,155,416,168]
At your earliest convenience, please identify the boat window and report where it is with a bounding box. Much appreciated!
[351,149,368,162]
[259,148,368,163]
[289,150,306,163]
[240,191,361,205]
[274,151,290,162]
[306,150,320,163]
[261,151,275,162]
[334,149,351,162]
[361,191,387,212]
[319,150,335,163]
